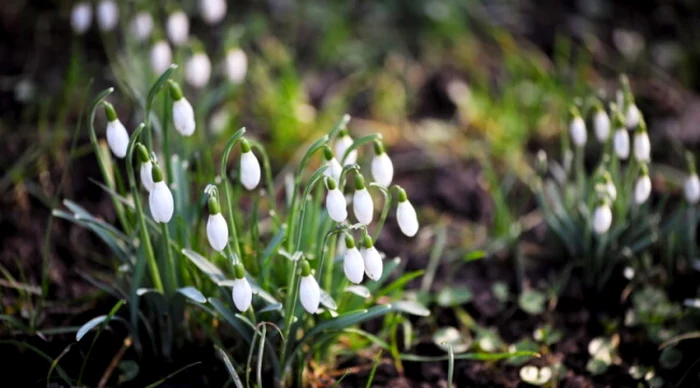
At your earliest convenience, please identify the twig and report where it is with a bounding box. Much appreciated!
[98,336,132,388]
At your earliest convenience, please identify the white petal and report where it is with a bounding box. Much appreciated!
[326,188,347,223]
[225,49,248,84]
[149,181,174,223]
[232,278,252,311]
[71,2,92,34]
[106,119,129,158]
[371,153,394,187]
[593,110,610,142]
[362,246,383,280]
[200,0,227,24]
[633,132,651,162]
[685,175,700,204]
[207,213,229,251]
[353,188,374,225]
[150,41,172,75]
[140,162,154,192]
[324,158,342,183]
[97,0,119,32]
[592,205,612,234]
[397,201,419,237]
[569,117,587,147]
[172,98,196,136]
[606,182,617,202]
[344,247,364,284]
[185,53,211,88]
[166,11,189,46]
[335,135,357,166]
[299,275,320,314]
[634,176,651,205]
[240,151,261,190]
[626,104,641,129]
[613,129,630,160]
[131,12,153,42]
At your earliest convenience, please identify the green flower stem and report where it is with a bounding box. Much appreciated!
[279,258,300,375]
[575,147,585,198]
[340,133,382,165]
[145,65,178,150]
[370,183,393,240]
[221,128,247,260]
[327,114,351,141]
[161,221,178,293]
[339,164,360,191]
[248,139,280,229]
[294,166,329,249]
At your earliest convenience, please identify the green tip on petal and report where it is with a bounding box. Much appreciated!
[354,174,365,190]
[373,140,385,155]
[639,163,649,176]
[396,187,408,202]
[323,145,333,161]
[569,105,581,119]
[362,232,373,249]
[136,143,150,163]
[103,102,118,122]
[326,177,337,190]
[300,259,311,277]
[338,128,349,137]
[234,264,245,279]
[168,80,184,101]
[208,196,221,214]
[151,163,164,183]
[635,118,647,133]
[240,138,251,153]
[345,235,355,249]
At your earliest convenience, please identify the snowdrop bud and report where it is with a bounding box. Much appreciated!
[166,10,189,46]
[536,150,548,177]
[325,177,347,223]
[136,144,154,192]
[200,0,227,25]
[185,51,212,88]
[231,264,252,311]
[343,235,364,284]
[361,234,383,280]
[626,104,641,129]
[322,145,342,183]
[150,40,173,75]
[103,102,129,158]
[299,260,320,314]
[592,200,612,235]
[71,2,92,35]
[169,81,196,136]
[396,188,419,237]
[371,141,394,187]
[225,48,247,84]
[632,121,651,162]
[240,139,261,190]
[149,164,174,223]
[131,12,153,42]
[353,175,373,225]
[96,0,119,32]
[206,196,228,251]
[569,107,587,148]
[335,129,357,166]
[685,153,700,205]
[634,165,651,205]
[593,107,610,143]
[613,127,630,160]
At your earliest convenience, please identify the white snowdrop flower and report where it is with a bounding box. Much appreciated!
[322,146,342,183]
[240,139,261,190]
[136,144,155,192]
[150,40,172,75]
[352,175,373,225]
[206,196,228,252]
[168,81,196,136]
[599,172,616,202]
[634,167,651,205]
[299,260,320,314]
[626,103,641,129]
[633,123,651,162]
[334,129,357,166]
[569,113,587,148]
[225,48,248,84]
[185,51,212,89]
[149,164,174,223]
[200,0,227,25]
[96,0,119,32]
[592,201,612,235]
[343,236,364,284]
[325,177,347,223]
[371,141,394,187]
[613,127,630,160]
[593,108,610,143]
[103,102,129,158]
[396,188,419,237]
[361,234,383,280]
[231,265,252,311]
[685,174,700,205]
[131,12,153,42]
[166,11,189,47]
[71,2,92,35]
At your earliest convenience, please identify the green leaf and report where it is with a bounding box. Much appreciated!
[377,270,424,298]
[345,285,371,298]
[182,248,225,283]
[436,287,473,307]
[320,290,338,311]
[393,300,430,317]
[399,351,538,362]
[176,287,207,304]
[518,290,546,315]
[75,300,126,341]
[659,347,682,369]
[257,303,283,314]
[217,347,244,388]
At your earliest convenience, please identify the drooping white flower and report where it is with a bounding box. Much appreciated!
[96,0,119,32]
[352,175,373,225]
[240,140,261,190]
[633,126,651,162]
[322,146,342,183]
[593,108,610,143]
[231,265,252,311]
[103,102,128,158]
[592,202,612,235]
[626,103,641,129]
[685,173,700,205]
[299,260,320,314]
[225,48,248,84]
[206,196,228,251]
[325,178,347,223]
[149,165,174,223]
[166,10,189,46]
[361,235,383,280]
[199,0,227,25]
[396,188,419,237]
[150,40,173,75]
[185,51,212,89]
[131,12,153,42]
[334,130,357,166]
[71,2,92,35]
[634,173,651,205]
[140,160,154,192]
[343,236,364,284]
[606,182,617,202]
[169,81,196,136]
[569,115,587,148]
[371,141,394,187]
[613,127,630,160]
